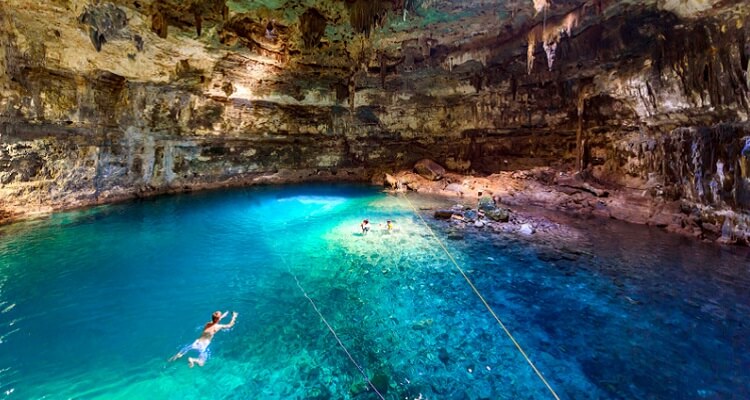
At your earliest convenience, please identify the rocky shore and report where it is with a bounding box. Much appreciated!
[4,158,748,250]
[382,160,750,247]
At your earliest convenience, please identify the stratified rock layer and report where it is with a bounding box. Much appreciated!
[0,0,748,243]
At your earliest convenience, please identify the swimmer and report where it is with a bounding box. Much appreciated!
[169,310,238,367]
[386,220,393,231]
[361,219,371,234]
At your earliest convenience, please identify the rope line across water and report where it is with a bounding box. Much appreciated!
[399,193,562,400]
[277,253,386,400]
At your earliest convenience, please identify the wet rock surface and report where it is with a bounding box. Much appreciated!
[388,166,750,246]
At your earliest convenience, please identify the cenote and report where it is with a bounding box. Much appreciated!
[0,184,748,399]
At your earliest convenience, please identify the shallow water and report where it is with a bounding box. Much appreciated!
[0,184,748,399]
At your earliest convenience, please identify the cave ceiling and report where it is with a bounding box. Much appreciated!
[5,0,747,90]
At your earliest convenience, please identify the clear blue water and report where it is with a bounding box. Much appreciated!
[0,184,748,399]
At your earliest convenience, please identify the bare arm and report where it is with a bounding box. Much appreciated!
[220,312,238,330]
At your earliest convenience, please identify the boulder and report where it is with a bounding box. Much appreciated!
[434,210,454,219]
[478,195,496,212]
[384,173,400,189]
[519,223,535,235]
[717,218,737,244]
[485,208,510,222]
[414,159,446,181]
[444,183,464,195]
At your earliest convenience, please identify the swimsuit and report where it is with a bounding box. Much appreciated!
[182,339,210,362]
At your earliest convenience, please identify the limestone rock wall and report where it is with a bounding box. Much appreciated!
[0,0,749,239]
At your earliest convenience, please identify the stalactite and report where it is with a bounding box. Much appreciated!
[348,0,389,36]
[576,95,585,172]
[79,3,127,51]
[89,28,105,52]
[379,51,385,88]
[740,137,750,179]
[506,0,524,19]
[348,73,356,112]
[194,10,202,36]
[527,30,536,75]
[300,8,327,48]
[151,8,168,39]
[532,0,548,14]
[527,8,581,74]
[543,41,557,70]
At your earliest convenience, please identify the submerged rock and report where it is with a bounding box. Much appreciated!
[464,210,478,221]
[371,372,390,395]
[447,231,464,240]
[434,210,454,219]
[438,347,450,365]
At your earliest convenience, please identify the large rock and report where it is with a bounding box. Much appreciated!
[444,183,464,195]
[519,223,535,235]
[478,196,496,212]
[485,208,510,222]
[414,159,446,181]
[434,210,454,219]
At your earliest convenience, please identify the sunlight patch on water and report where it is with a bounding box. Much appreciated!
[0,185,748,399]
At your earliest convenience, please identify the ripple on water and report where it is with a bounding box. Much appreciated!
[0,185,748,399]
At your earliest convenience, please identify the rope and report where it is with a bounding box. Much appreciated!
[398,193,562,400]
[278,252,386,400]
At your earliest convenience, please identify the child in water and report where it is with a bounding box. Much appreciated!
[361,219,371,234]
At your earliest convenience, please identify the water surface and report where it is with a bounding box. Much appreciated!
[0,184,748,399]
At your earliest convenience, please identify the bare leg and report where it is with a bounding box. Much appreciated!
[169,350,186,362]
[170,343,194,362]
[187,356,205,368]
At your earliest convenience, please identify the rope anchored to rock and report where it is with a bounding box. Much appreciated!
[399,193,562,400]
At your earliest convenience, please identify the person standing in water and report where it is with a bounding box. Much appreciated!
[169,310,238,367]
[361,219,371,234]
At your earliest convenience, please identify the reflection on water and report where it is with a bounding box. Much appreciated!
[0,184,748,399]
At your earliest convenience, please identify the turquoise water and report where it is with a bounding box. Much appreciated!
[0,184,748,399]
